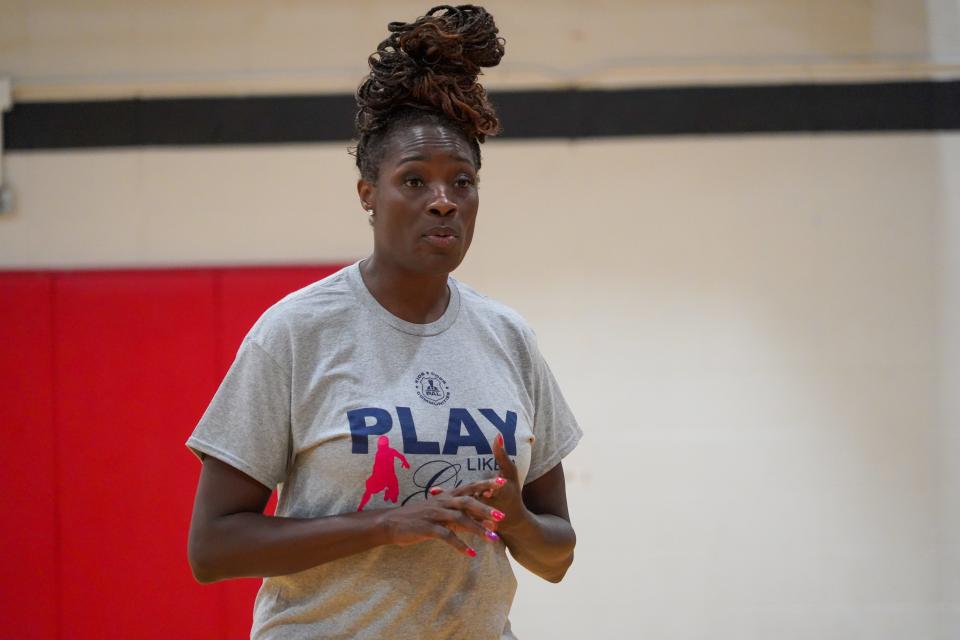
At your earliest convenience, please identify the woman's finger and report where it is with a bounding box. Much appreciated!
[427,496,503,537]
[446,495,506,526]
[448,509,502,541]
[430,525,477,557]
[440,510,502,543]
[492,434,520,483]
[448,476,506,499]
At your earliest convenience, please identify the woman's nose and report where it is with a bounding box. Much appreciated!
[428,189,456,216]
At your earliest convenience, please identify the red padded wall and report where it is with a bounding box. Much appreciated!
[0,273,59,639]
[0,264,343,640]
[55,270,222,637]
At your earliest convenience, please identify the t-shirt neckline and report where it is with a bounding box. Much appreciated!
[347,260,461,336]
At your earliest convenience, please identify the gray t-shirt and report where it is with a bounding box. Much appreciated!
[186,261,582,640]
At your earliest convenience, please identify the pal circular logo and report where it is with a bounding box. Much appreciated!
[416,371,450,406]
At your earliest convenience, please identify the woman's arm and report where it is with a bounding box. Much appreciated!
[503,461,576,582]
[187,455,503,583]
[458,435,576,583]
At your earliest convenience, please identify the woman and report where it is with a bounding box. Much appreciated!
[186,6,581,639]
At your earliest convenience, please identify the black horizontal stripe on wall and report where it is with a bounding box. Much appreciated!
[5,80,959,150]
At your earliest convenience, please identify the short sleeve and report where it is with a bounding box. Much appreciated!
[186,338,292,490]
[525,339,582,485]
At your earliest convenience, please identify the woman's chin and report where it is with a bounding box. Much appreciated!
[415,250,467,275]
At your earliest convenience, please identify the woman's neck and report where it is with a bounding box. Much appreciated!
[359,255,451,324]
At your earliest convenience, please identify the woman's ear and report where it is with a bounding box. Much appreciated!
[357,179,375,212]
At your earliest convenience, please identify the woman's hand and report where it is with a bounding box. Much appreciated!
[459,435,578,582]
[475,434,529,536]
[379,477,506,557]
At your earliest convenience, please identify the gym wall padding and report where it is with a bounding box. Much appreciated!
[0,264,344,639]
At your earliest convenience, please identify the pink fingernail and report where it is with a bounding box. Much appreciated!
[494,476,506,486]
[497,434,504,447]
[429,487,443,495]
[466,547,477,557]
[491,509,505,522]
[485,530,500,542]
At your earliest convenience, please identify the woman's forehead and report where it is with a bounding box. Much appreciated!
[384,124,475,165]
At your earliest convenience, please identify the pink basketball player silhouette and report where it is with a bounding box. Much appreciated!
[357,436,410,511]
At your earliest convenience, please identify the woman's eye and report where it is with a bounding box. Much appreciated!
[404,177,424,188]
[455,176,475,188]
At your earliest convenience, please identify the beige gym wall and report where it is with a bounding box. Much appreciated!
[0,0,955,100]
[1,1,958,638]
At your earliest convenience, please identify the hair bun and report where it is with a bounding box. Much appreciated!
[389,5,504,76]
[356,4,504,144]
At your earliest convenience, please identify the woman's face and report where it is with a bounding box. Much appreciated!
[358,123,479,276]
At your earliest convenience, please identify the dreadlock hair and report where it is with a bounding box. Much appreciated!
[353,5,504,182]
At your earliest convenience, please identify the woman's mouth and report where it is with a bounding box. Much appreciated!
[422,227,459,249]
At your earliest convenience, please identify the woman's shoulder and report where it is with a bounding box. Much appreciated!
[245,265,358,348]
[454,278,538,344]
